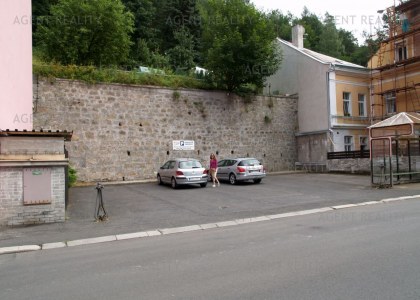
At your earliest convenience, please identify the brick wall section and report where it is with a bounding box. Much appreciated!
[0,167,65,226]
[33,79,298,182]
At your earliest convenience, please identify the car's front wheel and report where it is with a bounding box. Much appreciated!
[200,182,207,188]
[229,173,237,185]
[171,177,178,189]
[253,178,262,184]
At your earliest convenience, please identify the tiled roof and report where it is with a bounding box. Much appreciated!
[0,129,73,141]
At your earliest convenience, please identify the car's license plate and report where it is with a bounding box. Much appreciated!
[189,177,200,181]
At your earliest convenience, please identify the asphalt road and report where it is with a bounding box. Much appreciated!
[0,199,419,300]
[68,172,420,226]
[2,173,420,247]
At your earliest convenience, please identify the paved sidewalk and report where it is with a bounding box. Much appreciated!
[1,173,420,252]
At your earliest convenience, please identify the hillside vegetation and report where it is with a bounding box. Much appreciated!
[32,0,386,91]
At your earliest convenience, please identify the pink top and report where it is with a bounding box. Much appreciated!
[210,159,218,169]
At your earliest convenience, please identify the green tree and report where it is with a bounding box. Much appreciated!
[32,0,60,48]
[122,0,158,43]
[317,13,343,58]
[122,0,200,70]
[200,0,281,92]
[353,29,388,67]
[159,0,201,52]
[130,39,167,69]
[296,7,323,50]
[121,0,161,64]
[167,27,196,72]
[350,45,371,67]
[266,10,294,41]
[36,0,134,66]
[338,29,359,61]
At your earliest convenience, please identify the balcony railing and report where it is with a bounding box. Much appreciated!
[327,150,370,160]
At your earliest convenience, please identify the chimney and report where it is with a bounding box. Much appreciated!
[292,25,305,49]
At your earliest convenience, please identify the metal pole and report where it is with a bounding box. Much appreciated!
[94,183,108,221]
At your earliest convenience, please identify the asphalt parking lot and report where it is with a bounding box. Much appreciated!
[1,173,420,247]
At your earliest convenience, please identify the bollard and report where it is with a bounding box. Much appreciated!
[94,183,108,221]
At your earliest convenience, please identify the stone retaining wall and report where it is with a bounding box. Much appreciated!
[327,158,370,174]
[33,79,298,182]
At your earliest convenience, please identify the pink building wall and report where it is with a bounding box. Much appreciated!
[0,0,33,130]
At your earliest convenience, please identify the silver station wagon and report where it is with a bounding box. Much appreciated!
[217,158,266,184]
[157,158,208,189]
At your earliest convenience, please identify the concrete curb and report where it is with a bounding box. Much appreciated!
[42,242,67,250]
[67,235,117,247]
[2,195,420,255]
[0,245,41,255]
[160,225,202,235]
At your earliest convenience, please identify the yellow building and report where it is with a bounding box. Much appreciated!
[332,68,371,152]
[265,25,371,169]
[369,0,420,120]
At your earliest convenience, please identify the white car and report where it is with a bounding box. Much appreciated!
[157,158,208,189]
[217,158,266,184]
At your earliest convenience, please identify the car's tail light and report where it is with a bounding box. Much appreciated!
[203,170,208,174]
[237,166,246,173]
[262,166,266,173]
[176,171,184,176]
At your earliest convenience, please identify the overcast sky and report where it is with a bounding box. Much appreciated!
[251,0,397,43]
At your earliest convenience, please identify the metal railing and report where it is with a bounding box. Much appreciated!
[327,150,370,160]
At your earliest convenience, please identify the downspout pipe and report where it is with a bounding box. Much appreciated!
[326,63,335,152]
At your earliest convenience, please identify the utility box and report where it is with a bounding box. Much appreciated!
[23,167,52,205]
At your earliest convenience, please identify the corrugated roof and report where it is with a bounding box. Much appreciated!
[279,38,367,70]
[0,129,73,141]
[301,49,367,69]
[368,112,420,128]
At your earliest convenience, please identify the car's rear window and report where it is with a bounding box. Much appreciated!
[238,159,260,166]
[179,160,202,169]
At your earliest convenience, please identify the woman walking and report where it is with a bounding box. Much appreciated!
[209,153,220,187]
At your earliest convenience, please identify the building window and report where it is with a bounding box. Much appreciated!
[396,42,408,61]
[344,136,353,152]
[358,94,366,116]
[360,137,368,151]
[385,92,396,114]
[343,92,351,116]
